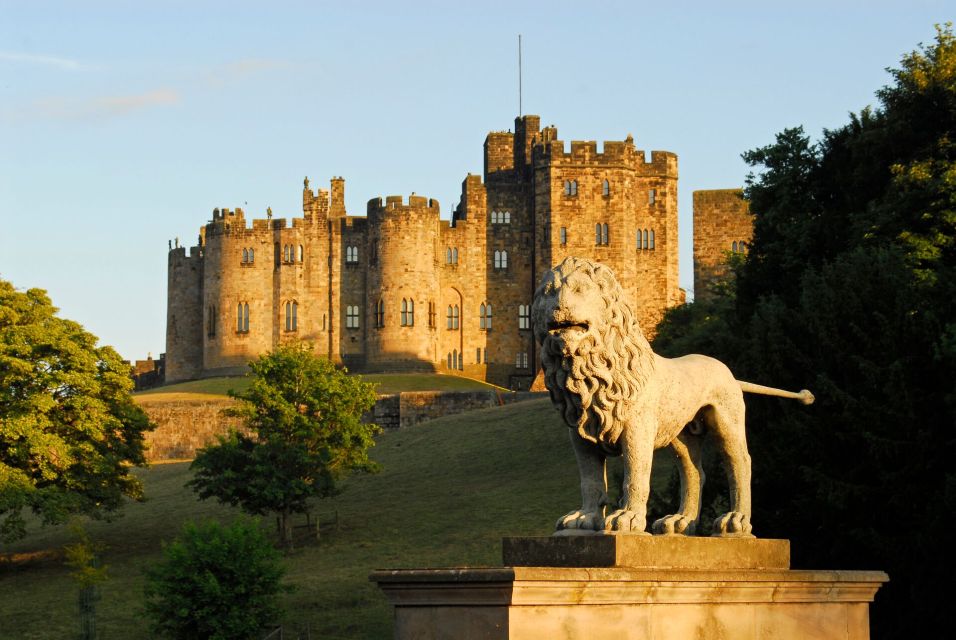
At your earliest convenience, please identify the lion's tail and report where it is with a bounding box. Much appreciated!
[737,380,815,405]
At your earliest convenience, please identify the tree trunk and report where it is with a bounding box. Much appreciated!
[281,509,293,549]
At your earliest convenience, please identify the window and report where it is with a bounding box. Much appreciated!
[518,304,530,329]
[376,299,385,327]
[298,245,304,262]
[560,227,567,246]
[650,229,655,250]
[453,350,459,370]
[282,244,289,263]
[447,352,452,368]
[242,248,248,263]
[447,305,453,329]
[453,305,459,329]
[452,248,458,264]
[732,240,747,253]
[595,223,609,246]
[346,305,359,329]
[248,248,254,263]
[476,348,481,363]
[457,351,463,370]
[649,189,657,205]
[483,348,487,364]
[401,299,414,326]
[236,302,249,333]
[732,241,738,253]
[479,303,492,330]
[563,180,578,196]
[346,245,358,263]
[638,229,656,251]
[428,301,436,328]
[491,211,511,224]
[494,250,508,270]
[285,301,298,332]
[446,248,452,264]
[207,305,216,337]
[516,352,529,369]
[602,179,610,196]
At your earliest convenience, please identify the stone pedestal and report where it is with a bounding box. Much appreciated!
[370,537,887,640]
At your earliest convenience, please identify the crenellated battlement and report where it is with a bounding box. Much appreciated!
[367,194,441,216]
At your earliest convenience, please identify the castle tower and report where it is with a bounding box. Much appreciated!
[365,195,441,370]
[692,189,752,301]
[165,244,203,382]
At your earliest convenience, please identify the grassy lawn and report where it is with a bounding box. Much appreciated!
[0,399,675,639]
[135,373,499,403]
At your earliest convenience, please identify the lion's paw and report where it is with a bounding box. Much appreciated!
[604,509,650,534]
[712,511,754,537]
[555,510,603,532]
[651,514,697,536]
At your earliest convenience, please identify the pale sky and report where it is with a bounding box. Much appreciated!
[0,1,948,360]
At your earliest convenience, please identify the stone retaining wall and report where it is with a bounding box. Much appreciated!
[138,390,545,461]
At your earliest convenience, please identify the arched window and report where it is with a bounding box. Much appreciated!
[485,303,492,330]
[649,189,657,205]
[285,301,298,331]
[447,352,452,368]
[401,299,408,326]
[242,248,248,263]
[407,299,414,326]
[376,299,385,327]
[446,248,452,264]
[285,301,291,331]
[494,250,508,270]
[452,248,458,264]
[298,245,304,262]
[563,180,572,196]
[248,248,254,263]
[732,241,738,253]
[457,351,463,370]
[447,305,453,329]
[649,229,655,250]
[602,179,610,197]
[453,349,458,370]
[602,223,609,246]
[595,223,602,245]
[643,229,649,250]
[479,303,486,329]
[570,180,578,196]
[518,304,530,329]
[346,305,359,329]
[237,302,249,333]
[637,229,644,249]
[739,241,747,253]
[453,305,460,330]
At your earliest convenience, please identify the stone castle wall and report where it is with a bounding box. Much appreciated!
[692,189,753,301]
[165,115,744,387]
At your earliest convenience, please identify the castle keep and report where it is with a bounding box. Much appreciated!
[166,115,748,389]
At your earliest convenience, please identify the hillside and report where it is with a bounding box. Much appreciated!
[0,399,672,639]
[135,372,501,404]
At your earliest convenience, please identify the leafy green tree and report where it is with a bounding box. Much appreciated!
[654,25,956,637]
[188,343,379,545]
[144,519,288,640]
[0,279,153,544]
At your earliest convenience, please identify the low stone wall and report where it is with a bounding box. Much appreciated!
[138,397,241,461]
[137,390,546,461]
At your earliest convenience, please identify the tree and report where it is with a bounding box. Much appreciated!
[144,519,288,640]
[0,279,153,544]
[654,25,956,637]
[188,343,379,545]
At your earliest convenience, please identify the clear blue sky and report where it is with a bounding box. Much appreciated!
[0,1,948,360]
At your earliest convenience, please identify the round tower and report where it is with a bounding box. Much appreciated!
[365,195,440,370]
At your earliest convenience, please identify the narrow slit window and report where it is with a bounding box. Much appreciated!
[602,179,610,197]
[560,227,567,246]
[649,189,656,205]
[649,229,655,250]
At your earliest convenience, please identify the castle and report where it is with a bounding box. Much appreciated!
[166,115,751,389]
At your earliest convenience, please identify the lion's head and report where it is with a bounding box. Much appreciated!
[531,257,655,448]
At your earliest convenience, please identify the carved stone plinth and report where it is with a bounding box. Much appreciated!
[370,537,887,640]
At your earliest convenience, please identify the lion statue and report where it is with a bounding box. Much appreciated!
[531,257,813,537]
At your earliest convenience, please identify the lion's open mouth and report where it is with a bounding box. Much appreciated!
[547,320,589,334]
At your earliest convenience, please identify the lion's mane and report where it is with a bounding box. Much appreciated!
[534,257,656,448]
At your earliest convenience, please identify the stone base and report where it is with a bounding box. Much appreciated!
[371,537,888,639]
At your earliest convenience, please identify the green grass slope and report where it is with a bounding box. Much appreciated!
[0,399,671,639]
[135,372,499,402]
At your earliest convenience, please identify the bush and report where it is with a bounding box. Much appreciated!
[144,519,288,640]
